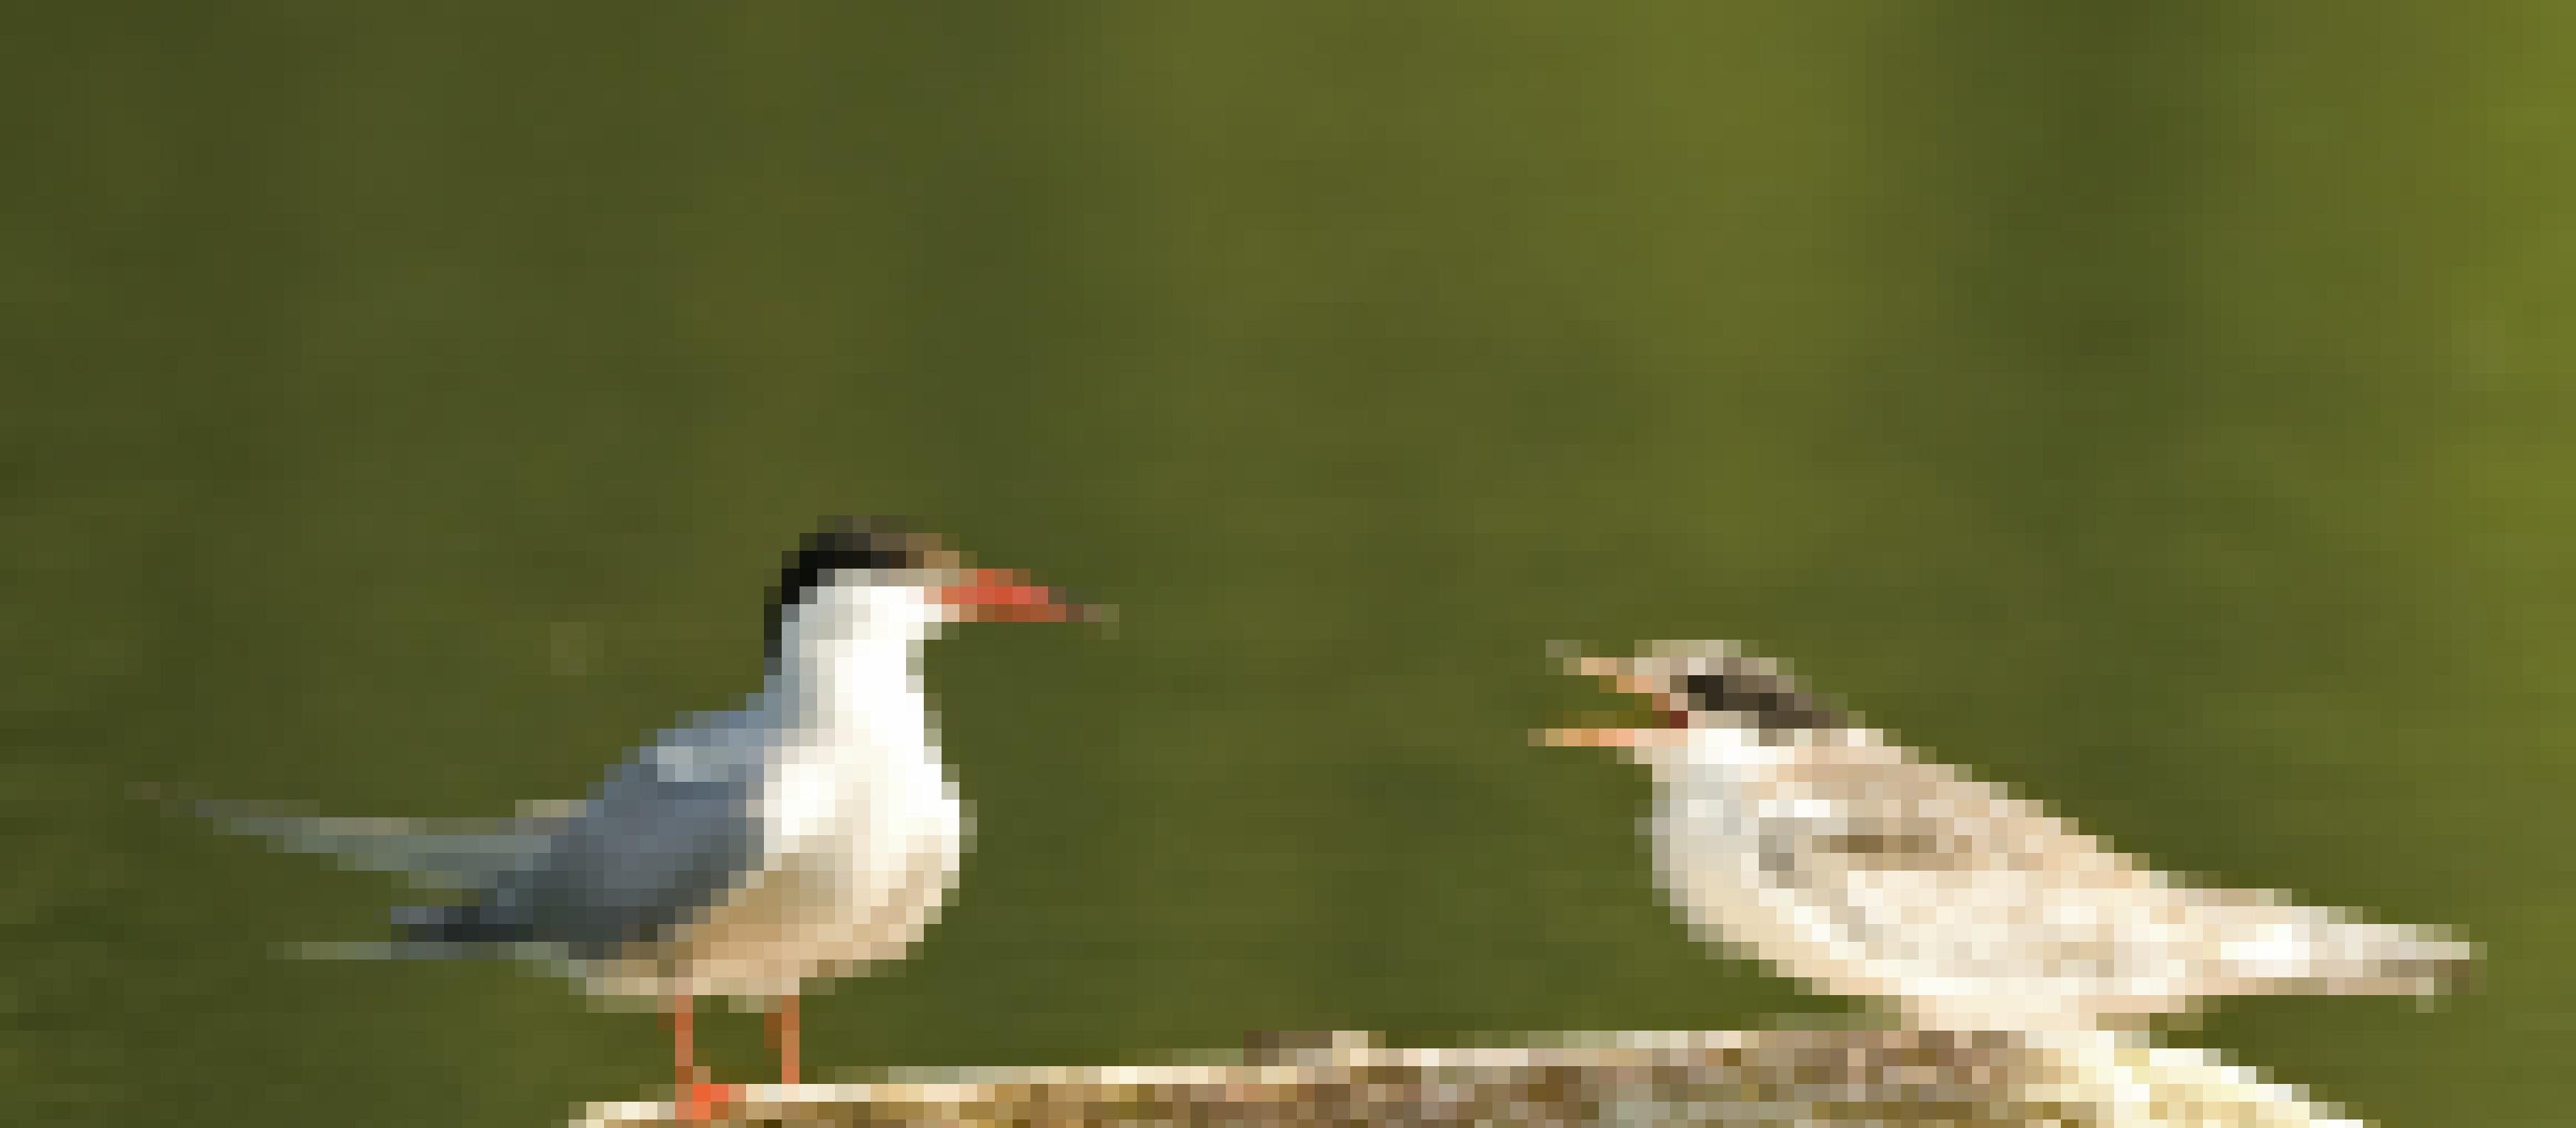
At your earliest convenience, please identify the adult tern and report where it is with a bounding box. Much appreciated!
[178,516,1106,1118]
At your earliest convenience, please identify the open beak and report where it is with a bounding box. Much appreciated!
[937,567,1111,624]
[1536,725,1683,748]
[1532,652,1690,748]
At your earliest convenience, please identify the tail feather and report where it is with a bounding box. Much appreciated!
[280,939,520,961]
[143,785,563,891]
[2217,905,2476,999]
[2305,920,2477,997]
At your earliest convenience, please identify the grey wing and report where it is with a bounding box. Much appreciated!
[410,738,770,960]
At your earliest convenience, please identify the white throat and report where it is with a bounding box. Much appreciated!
[757,586,963,859]
[765,584,949,766]
[1687,723,1795,766]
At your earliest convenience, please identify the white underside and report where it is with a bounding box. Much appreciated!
[578,727,969,1002]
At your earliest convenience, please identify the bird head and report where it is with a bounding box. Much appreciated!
[1536,640,1850,773]
[764,516,1109,666]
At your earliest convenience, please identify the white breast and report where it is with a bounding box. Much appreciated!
[580,731,969,1002]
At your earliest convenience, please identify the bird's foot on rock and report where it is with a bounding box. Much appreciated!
[678,1080,743,1122]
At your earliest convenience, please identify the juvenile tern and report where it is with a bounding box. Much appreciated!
[1538,641,2475,1124]
[1541,640,2472,1036]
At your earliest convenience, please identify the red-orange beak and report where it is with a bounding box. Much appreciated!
[936,567,1109,624]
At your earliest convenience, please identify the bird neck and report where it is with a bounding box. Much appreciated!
[767,633,937,765]
[1685,724,1801,769]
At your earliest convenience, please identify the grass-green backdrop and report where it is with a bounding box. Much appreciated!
[10,5,2570,1125]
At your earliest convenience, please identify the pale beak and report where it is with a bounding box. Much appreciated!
[1534,725,1684,748]
[1536,655,1690,748]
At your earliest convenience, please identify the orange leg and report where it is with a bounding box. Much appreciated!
[669,997,695,1093]
[668,996,740,1122]
[765,997,801,1085]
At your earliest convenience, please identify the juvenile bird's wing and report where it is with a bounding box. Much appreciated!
[1713,736,2470,1030]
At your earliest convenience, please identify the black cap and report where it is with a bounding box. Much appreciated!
[1680,665,1847,732]
[762,515,937,660]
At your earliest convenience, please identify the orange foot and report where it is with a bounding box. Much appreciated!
[678,1081,744,1122]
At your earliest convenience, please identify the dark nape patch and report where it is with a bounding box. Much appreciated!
[762,515,932,660]
[1681,668,1847,732]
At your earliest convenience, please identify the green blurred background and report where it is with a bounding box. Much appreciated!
[9,4,2571,1125]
